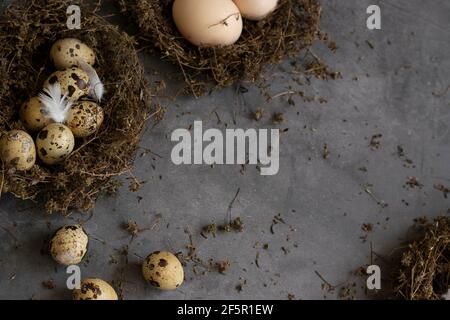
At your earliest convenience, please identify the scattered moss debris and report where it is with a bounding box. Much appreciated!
[0,0,154,214]
[369,134,382,150]
[119,0,335,97]
[434,184,449,199]
[395,216,450,300]
[201,217,245,238]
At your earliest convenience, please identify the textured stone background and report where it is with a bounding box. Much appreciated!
[0,0,449,300]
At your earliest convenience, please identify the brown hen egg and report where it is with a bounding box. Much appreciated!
[233,0,278,21]
[142,251,184,290]
[50,38,96,70]
[0,130,36,171]
[66,101,104,138]
[44,67,90,101]
[36,123,75,165]
[73,278,118,300]
[50,225,88,266]
[19,97,51,132]
[172,0,243,47]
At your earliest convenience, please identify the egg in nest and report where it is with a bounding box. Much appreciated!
[50,38,96,70]
[44,67,90,101]
[36,123,75,165]
[66,101,104,138]
[172,0,243,47]
[0,130,36,171]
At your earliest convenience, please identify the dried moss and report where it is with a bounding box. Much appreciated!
[0,0,154,214]
[119,0,335,97]
[395,217,449,300]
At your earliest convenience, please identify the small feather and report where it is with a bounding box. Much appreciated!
[78,59,104,102]
[39,83,72,123]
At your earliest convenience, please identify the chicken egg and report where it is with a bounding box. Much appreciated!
[36,123,75,165]
[50,38,96,70]
[172,0,243,47]
[73,278,118,300]
[66,101,104,138]
[142,251,184,290]
[233,0,278,21]
[50,225,88,266]
[19,97,51,132]
[44,67,90,101]
[0,130,36,171]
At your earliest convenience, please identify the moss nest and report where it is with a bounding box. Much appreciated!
[119,0,336,97]
[395,216,449,300]
[0,0,154,214]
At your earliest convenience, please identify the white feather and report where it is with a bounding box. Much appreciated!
[39,83,73,123]
[78,59,104,102]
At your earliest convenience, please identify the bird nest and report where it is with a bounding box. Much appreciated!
[0,1,154,214]
[395,216,449,300]
[119,0,335,97]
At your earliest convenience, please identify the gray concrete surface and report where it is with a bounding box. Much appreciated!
[0,0,449,300]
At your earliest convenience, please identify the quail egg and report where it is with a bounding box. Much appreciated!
[73,278,118,300]
[50,225,88,266]
[36,123,75,165]
[19,97,51,132]
[0,130,36,171]
[142,251,184,290]
[50,38,96,70]
[233,0,278,21]
[66,101,104,138]
[172,0,243,47]
[44,67,90,101]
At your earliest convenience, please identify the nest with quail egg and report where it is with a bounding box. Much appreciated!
[119,0,335,97]
[0,1,154,214]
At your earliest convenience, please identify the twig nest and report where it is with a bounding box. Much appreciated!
[66,101,104,138]
[44,67,90,101]
[50,38,96,70]
[395,216,449,300]
[233,0,278,21]
[50,225,88,266]
[119,0,324,96]
[36,123,75,165]
[19,97,51,132]
[73,278,118,300]
[0,130,36,171]
[172,0,243,47]
[142,251,184,290]
[0,1,153,214]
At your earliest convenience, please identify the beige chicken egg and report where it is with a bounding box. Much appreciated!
[0,130,36,171]
[50,225,88,266]
[66,101,104,138]
[173,0,243,47]
[44,67,90,101]
[233,0,278,21]
[142,251,184,290]
[36,123,75,165]
[50,38,96,70]
[73,278,118,300]
[19,97,51,132]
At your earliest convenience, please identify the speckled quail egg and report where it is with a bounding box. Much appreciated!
[66,101,104,138]
[142,251,184,290]
[36,123,75,165]
[172,0,243,47]
[0,130,36,171]
[73,278,118,300]
[233,0,278,21]
[19,97,51,132]
[44,67,90,101]
[50,225,88,266]
[50,38,96,70]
